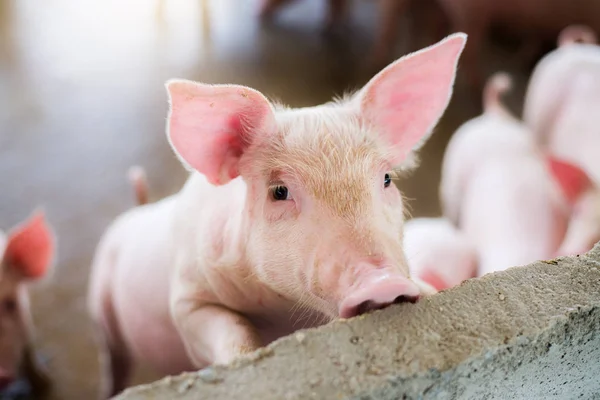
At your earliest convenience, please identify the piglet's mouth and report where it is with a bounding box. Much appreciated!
[349,295,419,317]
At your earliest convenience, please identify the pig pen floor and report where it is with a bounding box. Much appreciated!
[0,1,537,398]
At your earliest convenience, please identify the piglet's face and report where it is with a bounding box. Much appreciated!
[241,110,417,318]
[166,33,466,319]
[0,212,54,389]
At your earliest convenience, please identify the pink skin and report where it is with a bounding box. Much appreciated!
[88,33,467,398]
[0,211,54,394]
[442,72,595,275]
[460,150,571,276]
[403,217,478,291]
[440,72,536,225]
[522,25,600,256]
[523,26,600,185]
[557,24,598,47]
[443,77,591,275]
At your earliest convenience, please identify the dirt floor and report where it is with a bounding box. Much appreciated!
[0,0,539,398]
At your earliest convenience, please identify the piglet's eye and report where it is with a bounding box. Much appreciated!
[271,185,292,201]
[384,173,392,188]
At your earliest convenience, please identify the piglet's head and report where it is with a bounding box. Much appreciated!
[0,210,54,389]
[166,33,466,320]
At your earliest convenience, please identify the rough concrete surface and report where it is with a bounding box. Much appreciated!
[117,244,600,400]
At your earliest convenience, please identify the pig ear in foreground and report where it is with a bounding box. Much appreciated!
[357,33,467,167]
[4,210,55,280]
[165,80,276,186]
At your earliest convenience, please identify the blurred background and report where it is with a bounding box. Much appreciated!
[0,0,553,398]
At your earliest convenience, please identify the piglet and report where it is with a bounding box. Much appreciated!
[403,217,478,291]
[440,72,535,225]
[88,33,467,398]
[460,150,573,276]
[523,24,600,185]
[447,74,592,276]
[0,210,54,399]
[521,25,600,256]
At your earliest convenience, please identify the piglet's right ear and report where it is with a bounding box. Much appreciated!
[166,79,276,186]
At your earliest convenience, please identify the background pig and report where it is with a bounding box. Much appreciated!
[403,217,478,291]
[557,24,597,47]
[88,33,466,398]
[521,25,600,256]
[459,150,572,276]
[523,24,600,185]
[445,74,593,276]
[0,211,54,399]
[439,72,535,224]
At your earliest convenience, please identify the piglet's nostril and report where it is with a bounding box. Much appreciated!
[394,295,419,304]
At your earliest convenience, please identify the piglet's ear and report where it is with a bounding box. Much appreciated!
[5,210,55,280]
[166,80,276,186]
[356,33,467,166]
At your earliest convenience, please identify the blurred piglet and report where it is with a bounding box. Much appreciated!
[440,72,535,225]
[404,217,478,291]
[522,25,600,255]
[524,24,600,183]
[444,73,594,276]
[88,33,467,397]
[0,211,54,399]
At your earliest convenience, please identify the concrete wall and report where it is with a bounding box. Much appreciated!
[117,244,600,400]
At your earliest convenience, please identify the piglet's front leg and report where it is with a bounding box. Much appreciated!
[172,300,262,368]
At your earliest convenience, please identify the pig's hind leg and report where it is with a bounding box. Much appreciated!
[91,297,132,399]
[88,252,132,399]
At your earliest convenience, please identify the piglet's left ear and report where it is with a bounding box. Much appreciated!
[356,33,467,166]
[5,210,55,280]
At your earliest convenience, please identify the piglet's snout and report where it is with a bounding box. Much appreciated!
[338,270,421,319]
